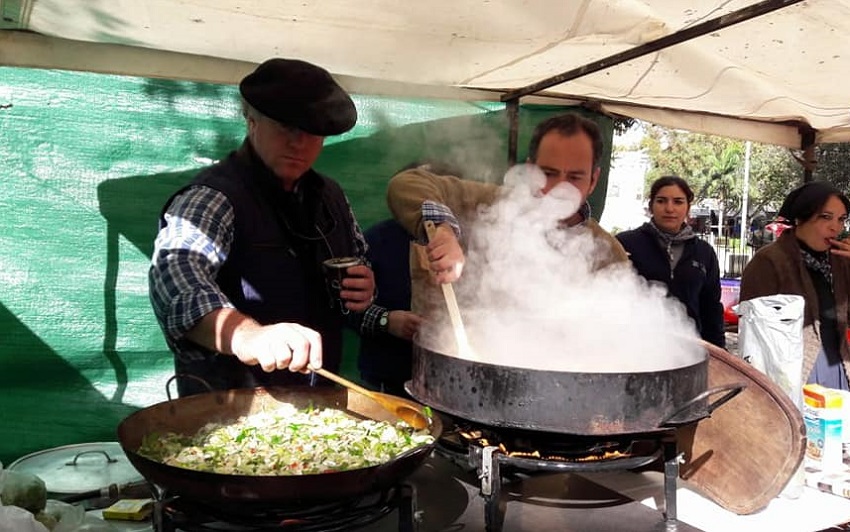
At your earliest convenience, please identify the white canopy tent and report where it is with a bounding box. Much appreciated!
[2,0,849,149]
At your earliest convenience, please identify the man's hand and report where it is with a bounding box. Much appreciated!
[231,322,323,373]
[341,264,375,312]
[427,223,465,283]
[387,310,423,340]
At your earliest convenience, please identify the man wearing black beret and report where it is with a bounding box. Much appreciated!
[149,58,375,396]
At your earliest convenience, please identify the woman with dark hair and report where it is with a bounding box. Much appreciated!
[740,181,850,389]
[616,176,725,347]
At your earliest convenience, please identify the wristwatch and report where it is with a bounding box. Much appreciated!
[378,310,390,333]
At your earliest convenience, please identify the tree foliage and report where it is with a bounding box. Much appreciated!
[636,123,850,223]
[814,143,850,193]
[612,116,636,135]
[638,124,805,218]
[747,143,802,215]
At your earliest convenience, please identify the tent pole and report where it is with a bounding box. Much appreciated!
[507,99,519,166]
[501,0,806,101]
[800,127,816,182]
[740,141,751,245]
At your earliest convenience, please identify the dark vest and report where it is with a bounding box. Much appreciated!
[162,143,358,392]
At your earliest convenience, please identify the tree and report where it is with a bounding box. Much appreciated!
[814,144,850,194]
[639,124,802,221]
[635,124,850,243]
[703,144,743,240]
[747,143,802,216]
[640,125,745,207]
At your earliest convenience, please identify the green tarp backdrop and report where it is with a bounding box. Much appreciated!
[0,66,613,465]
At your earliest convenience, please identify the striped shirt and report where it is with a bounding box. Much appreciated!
[149,184,371,361]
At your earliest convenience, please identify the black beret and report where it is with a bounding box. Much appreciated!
[239,58,357,136]
[778,181,850,225]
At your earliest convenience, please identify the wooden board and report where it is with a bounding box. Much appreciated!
[677,346,806,515]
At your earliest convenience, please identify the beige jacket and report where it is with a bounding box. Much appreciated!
[386,166,630,318]
[740,230,850,385]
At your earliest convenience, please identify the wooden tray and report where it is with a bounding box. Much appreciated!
[677,345,806,515]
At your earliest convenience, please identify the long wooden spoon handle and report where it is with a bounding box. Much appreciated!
[312,367,372,397]
[423,221,471,352]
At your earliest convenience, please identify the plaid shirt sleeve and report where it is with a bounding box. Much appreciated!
[149,185,236,358]
[358,304,388,336]
[419,200,462,244]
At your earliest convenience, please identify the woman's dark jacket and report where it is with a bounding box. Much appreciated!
[616,223,725,348]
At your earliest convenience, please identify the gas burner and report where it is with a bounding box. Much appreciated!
[435,416,682,532]
[152,484,418,532]
[439,418,666,468]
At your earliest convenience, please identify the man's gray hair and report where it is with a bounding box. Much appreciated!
[240,97,262,121]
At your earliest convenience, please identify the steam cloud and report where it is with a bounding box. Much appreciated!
[418,164,706,373]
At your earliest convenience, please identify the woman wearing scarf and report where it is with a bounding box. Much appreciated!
[740,182,850,390]
[617,176,725,348]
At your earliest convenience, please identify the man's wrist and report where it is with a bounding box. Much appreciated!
[378,309,390,333]
[361,304,387,336]
[421,200,462,243]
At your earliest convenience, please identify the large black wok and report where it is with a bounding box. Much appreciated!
[408,341,742,436]
[117,385,442,509]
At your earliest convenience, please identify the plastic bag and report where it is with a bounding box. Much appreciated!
[738,294,806,499]
[0,470,47,514]
[0,504,50,532]
[0,461,50,532]
[738,294,806,408]
[0,460,115,532]
[46,500,116,532]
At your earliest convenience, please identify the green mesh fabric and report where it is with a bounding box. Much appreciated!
[0,66,612,464]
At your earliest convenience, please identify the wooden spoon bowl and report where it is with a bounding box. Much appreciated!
[311,368,430,430]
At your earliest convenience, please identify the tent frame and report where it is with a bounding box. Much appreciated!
[501,0,814,178]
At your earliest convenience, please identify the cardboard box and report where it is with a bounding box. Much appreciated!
[101,499,153,521]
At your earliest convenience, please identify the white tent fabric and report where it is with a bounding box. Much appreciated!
[2,0,850,147]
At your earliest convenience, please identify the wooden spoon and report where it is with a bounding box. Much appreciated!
[423,220,476,359]
[311,367,430,430]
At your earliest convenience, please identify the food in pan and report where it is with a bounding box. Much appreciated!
[137,403,434,475]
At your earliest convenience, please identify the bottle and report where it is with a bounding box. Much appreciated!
[803,385,844,472]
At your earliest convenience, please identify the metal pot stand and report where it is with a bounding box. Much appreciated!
[438,429,682,532]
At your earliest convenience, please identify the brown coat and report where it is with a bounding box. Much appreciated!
[739,229,850,385]
[386,166,630,319]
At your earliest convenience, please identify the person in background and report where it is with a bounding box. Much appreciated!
[357,217,423,396]
[387,113,629,319]
[149,58,375,396]
[740,181,850,390]
[616,176,725,348]
[357,161,467,395]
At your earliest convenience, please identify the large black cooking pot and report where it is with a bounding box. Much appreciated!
[117,385,442,510]
[409,341,742,436]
